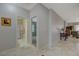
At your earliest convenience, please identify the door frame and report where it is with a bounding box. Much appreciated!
[16,17,27,47]
[31,16,39,48]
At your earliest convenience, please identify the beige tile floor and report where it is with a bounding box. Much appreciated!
[0,37,79,56]
[45,37,79,56]
[0,46,40,56]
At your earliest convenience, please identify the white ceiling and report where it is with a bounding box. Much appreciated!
[42,3,79,23]
[12,3,37,10]
[12,3,79,23]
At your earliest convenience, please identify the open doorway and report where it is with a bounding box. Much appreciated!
[16,17,27,48]
[31,16,38,47]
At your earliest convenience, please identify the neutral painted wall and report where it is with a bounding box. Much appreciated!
[30,4,49,49]
[49,9,64,48]
[0,4,30,51]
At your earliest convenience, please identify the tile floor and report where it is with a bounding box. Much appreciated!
[0,37,79,56]
[0,46,40,56]
[45,37,79,56]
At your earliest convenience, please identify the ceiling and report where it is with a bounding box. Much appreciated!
[12,3,79,23]
[12,3,37,10]
[43,3,79,23]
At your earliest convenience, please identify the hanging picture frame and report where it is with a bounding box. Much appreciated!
[1,17,11,26]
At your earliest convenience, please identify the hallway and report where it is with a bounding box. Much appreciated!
[0,3,79,56]
[0,37,79,56]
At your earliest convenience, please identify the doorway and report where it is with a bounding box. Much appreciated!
[31,16,38,47]
[16,17,27,47]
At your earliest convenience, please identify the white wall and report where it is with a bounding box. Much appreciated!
[49,9,64,48]
[0,4,30,51]
[30,4,49,49]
